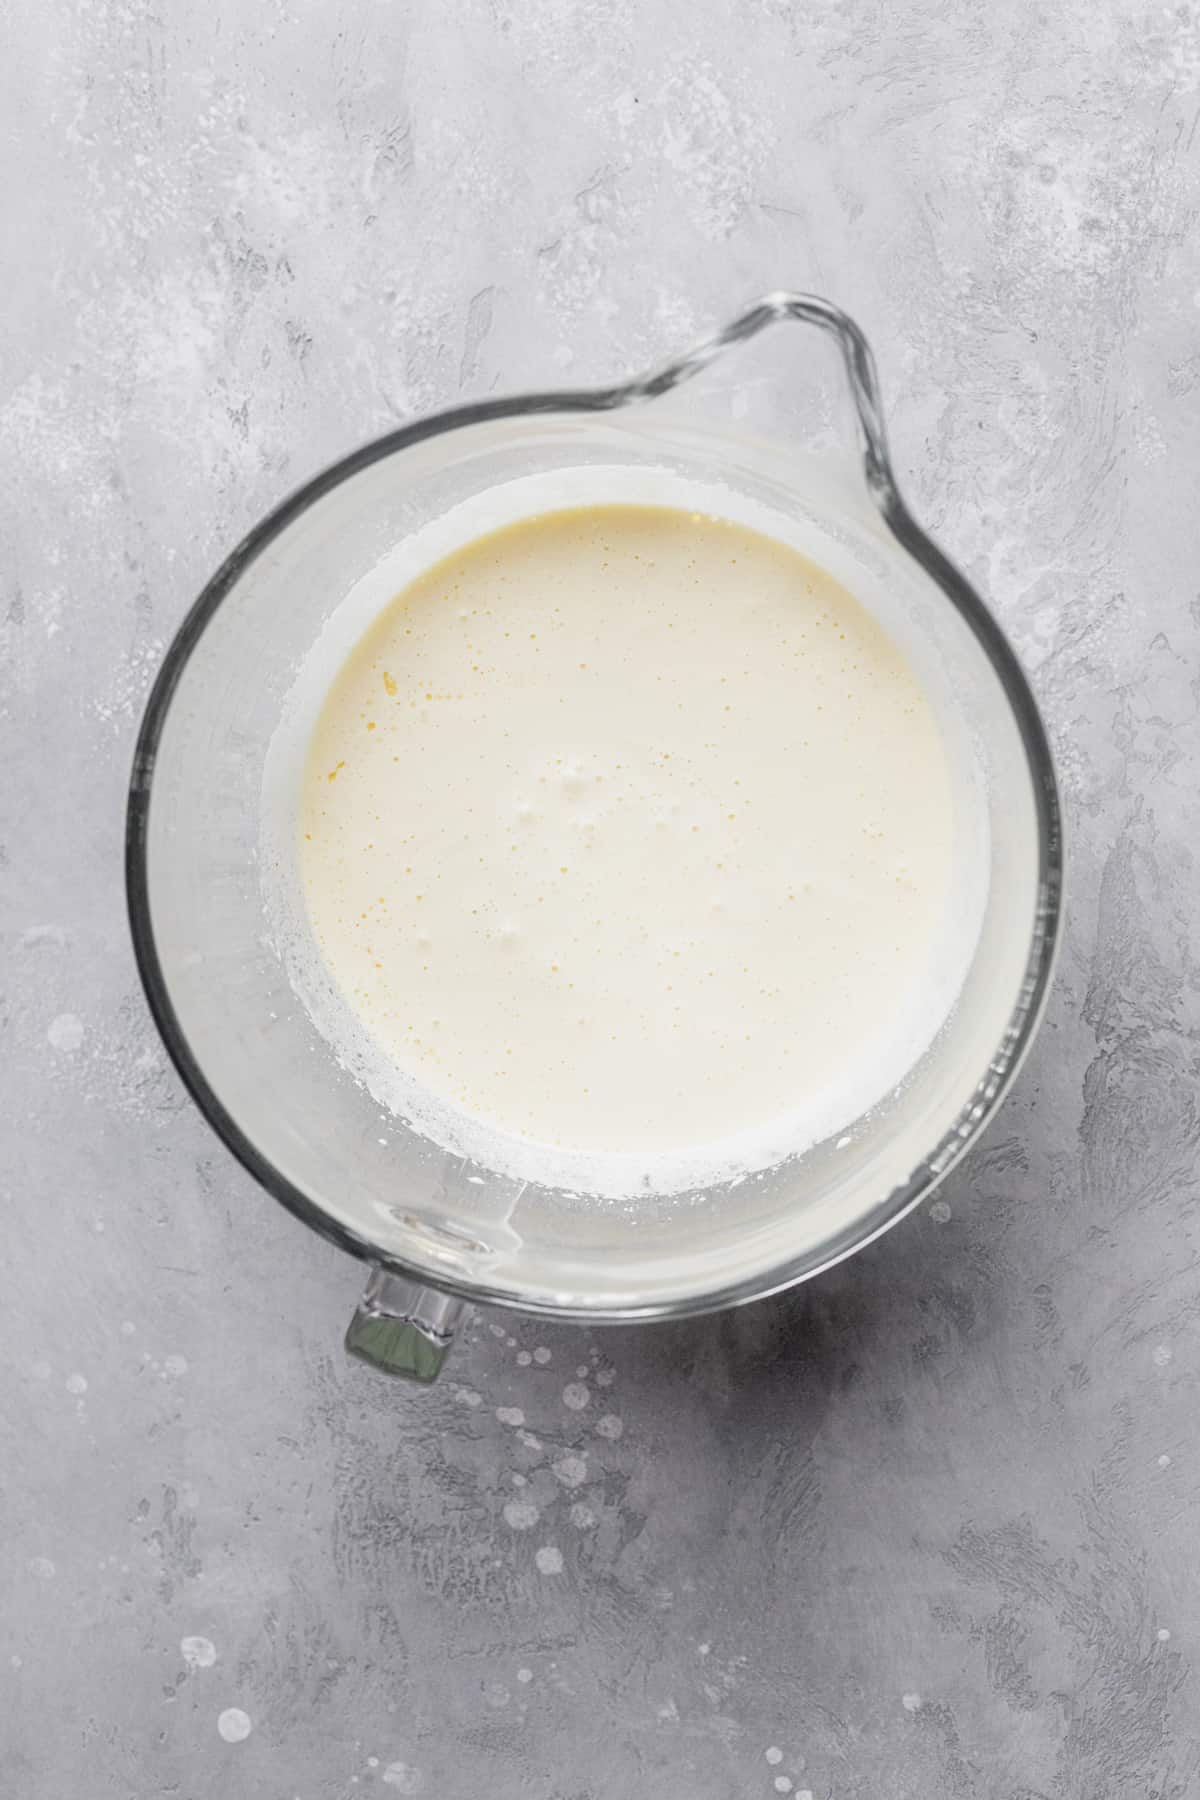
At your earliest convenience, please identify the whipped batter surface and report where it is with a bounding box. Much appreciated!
[298,503,956,1161]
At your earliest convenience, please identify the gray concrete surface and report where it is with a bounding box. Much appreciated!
[4,1,1200,1795]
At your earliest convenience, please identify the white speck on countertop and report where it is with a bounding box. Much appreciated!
[217,1707,252,1743]
[562,1382,589,1411]
[535,1546,564,1574]
[20,924,67,949]
[1153,1344,1173,1368]
[381,1760,423,1791]
[765,1746,783,1764]
[902,1692,922,1711]
[65,1372,88,1396]
[503,1500,539,1530]
[496,1406,524,1426]
[181,1636,217,1668]
[47,1013,84,1053]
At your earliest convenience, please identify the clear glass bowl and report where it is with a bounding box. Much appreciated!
[126,294,1062,1380]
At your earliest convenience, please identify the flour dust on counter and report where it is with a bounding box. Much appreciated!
[296,502,961,1193]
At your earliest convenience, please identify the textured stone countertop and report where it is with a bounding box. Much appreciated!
[4,2,1200,1795]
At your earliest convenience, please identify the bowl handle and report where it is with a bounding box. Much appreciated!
[344,1268,466,1383]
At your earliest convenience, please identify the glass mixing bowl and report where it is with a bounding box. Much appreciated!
[126,294,1062,1381]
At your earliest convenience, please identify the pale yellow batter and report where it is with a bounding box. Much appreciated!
[298,504,955,1160]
